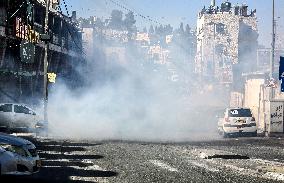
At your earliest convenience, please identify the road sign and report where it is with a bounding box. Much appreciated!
[47,73,57,83]
[279,57,284,80]
[20,41,35,63]
[267,78,277,88]
[280,57,284,92]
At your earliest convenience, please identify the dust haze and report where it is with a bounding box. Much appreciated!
[44,10,241,142]
[45,42,227,142]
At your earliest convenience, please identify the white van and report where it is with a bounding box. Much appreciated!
[218,108,257,138]
[0,103,39,132]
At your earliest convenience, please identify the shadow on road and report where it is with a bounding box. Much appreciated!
[0,137,118,183]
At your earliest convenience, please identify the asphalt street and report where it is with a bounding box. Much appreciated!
[1,136,284,183]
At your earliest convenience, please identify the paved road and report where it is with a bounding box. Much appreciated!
[1,136,284,183]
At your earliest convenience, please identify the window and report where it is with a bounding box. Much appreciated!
[229,109,252,117]
[216,23,225,35]
[14,105,31,114]
[0,104,12,112]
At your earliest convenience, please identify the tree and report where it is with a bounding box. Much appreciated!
[185,24,191,36]
[108,10,123,30]
[149,25,155,34]
[94,18,104,29]
[124,11,136,41]
[124,11,136,30]
[164,24,173,35]
[143,27,147,33]
[178,22,185,35]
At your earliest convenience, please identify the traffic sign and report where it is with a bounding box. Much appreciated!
[279,57,284,80]
[47,73,57,83]
[20,41,35,63]
[279,57,284,92]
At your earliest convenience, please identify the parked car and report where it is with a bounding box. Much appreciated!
[217,107,257,138]
[0,133,41,175]
[0,103,40,133]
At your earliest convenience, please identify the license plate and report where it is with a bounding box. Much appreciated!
[237,120,245,123]
[36,160,42,167]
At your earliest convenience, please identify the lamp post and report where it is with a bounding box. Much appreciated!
[270,0,275,79]
[43,0,50,124]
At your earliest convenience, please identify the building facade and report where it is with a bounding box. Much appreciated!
[195,0,258,86]
[0,0,84,105]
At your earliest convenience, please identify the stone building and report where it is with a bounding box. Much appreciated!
[195,0,258,87]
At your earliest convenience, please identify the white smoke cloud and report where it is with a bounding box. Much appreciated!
[45,55,225,142]
[45,26,227,142]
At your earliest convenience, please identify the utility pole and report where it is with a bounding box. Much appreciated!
[43,0,50,123]
[270,0,276,79]
[211,0,216,7]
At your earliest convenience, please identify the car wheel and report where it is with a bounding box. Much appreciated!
[218,129,223,135]
[252,131,257,137]
[223,132,228,138]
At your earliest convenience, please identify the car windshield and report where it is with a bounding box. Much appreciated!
[228,109,252,117]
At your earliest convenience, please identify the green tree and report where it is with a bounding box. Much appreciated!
[124,11,136,30]
[149,25,155,35]
[178,22,185,35]
[185,24,191,36]
[164,24,173,35]
[143,27,147,33]
[108,10,123,30]
[95,18,104,29]
[124,11,137,41]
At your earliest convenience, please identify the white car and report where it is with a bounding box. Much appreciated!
[0,133,41,175]
[0,103,40,132]
[218,108,257,138]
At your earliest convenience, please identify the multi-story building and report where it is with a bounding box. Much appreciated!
[0,0,84,105]
[195,0,258,86]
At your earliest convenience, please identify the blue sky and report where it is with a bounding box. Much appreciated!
[63,0,284,46]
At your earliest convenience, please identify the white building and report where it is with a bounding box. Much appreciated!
[195,0,258,85]
[82,28,94,61]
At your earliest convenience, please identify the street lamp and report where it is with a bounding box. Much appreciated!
[270,0,275,79]
[43,0,50,126]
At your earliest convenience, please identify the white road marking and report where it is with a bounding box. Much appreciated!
[44,145,86,148]
[188,160,219,172]
[149,160,178,172]
[263,172,284,181]
[252,158,284,166]
[70,176,109,183]
[42,165,62,168]
[38,150,61,155]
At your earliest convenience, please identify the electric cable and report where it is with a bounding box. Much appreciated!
[57,4,85,55]
[105,0,163,26]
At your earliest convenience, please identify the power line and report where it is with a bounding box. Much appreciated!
[57,3,85,55]
[105,0,163,26]
[8,1,26,20]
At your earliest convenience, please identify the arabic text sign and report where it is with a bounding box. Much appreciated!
[270,102,284,133]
